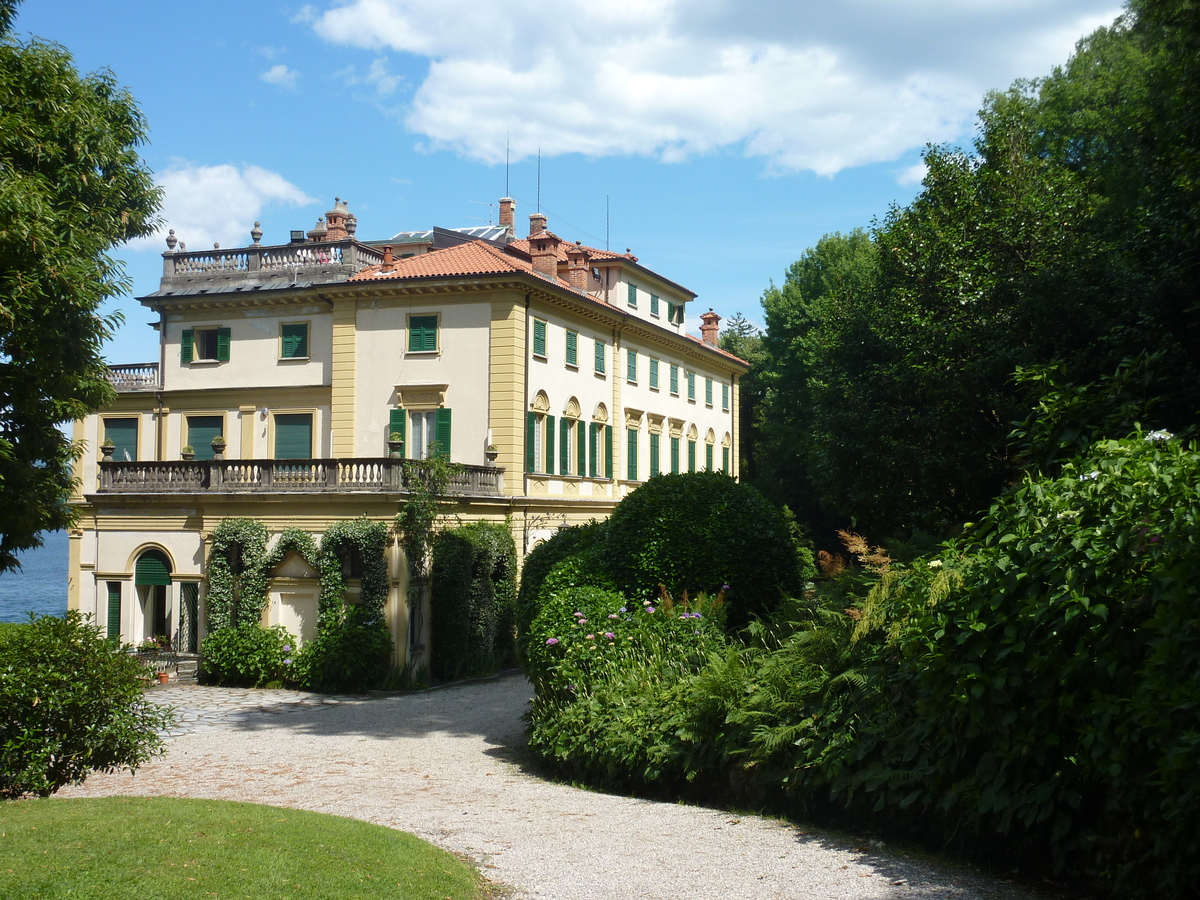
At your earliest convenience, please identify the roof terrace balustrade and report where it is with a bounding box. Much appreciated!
[106,363,161,391]
[157,239,386,292]
[95,457,504,498]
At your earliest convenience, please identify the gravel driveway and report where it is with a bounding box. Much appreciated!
[58,673,1045,900]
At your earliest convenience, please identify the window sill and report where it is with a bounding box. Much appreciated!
[533,354,547,362]
[189,359,221,366]
[565,363,579,371]
[405,350,441,358]
[278,356,310,363]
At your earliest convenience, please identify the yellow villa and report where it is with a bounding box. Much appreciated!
[69,197,747,669]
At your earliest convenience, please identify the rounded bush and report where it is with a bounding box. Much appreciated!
[292,606,391,693]
[199,624,297,687]
[603,472,802,628]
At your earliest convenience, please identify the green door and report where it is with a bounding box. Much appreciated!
[187,416,223,460]
[274,414,313,459]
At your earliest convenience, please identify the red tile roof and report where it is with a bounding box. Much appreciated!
[509,238,635,264]
[351,240,559,283]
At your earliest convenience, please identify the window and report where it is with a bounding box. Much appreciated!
[566,330,578,367]
[410,409,452,459]
[595,339,606,375]
[670,436,680,474]
[649,431,660,476]
[388,408,406,454]
[669,365,679,395]
[650,294,659,317]
[722,382,729,411]
[186,415,223,460]
[533,319,547,359]
[408,315,438,353]
[649,358,659,390]
[667,301,676,323]
[705,377,713,407]
[588,423,613,478]
[103,417,138,461]
[181,327,230,364]
[687,371,696,401]
[722,445,730,472]
[106,582,121,644]
[273,413,313,459]
[280,322,309,359]
[627,349,637,383]
[627,283,637,308]
[688,438,697,473]
[705,441,714,471]
[526,411,557,474]
[559,417,576,474]
[626,428,639,481]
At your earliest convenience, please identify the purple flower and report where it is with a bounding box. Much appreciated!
[619,607,627,613]
[721,584,731,592]
[646,606,656,614]
[604,632,615,640]
[578,618,588,625]
[586,634,595,640]
[574,611,584,617]
[608,613,619,619]
[545,637,559,646]
[284,658,292,665]
[283,645,292,652]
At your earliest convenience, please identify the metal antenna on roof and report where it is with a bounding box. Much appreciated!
[606,193,610,251]
[505,135,510,197]
[537,147,541,214]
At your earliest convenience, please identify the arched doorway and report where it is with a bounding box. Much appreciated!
[134,549,172,643]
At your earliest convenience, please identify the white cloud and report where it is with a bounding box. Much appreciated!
[896,161,928,186]
[132,163,318,252]
[337,58,403,97]
[307,0,1122,176]
[261,63,300,90]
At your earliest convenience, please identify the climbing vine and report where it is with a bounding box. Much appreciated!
[206,518,269,631]
[318,517,389,628]
[395,456,459,583]
[261,526,320,575]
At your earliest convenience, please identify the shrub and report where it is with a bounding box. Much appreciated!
[0,612,172,798]
[515,521,611,661]
[292,606,392,693]
[430,521,518,680]
[603,472,803,628]
[199,624,297,687]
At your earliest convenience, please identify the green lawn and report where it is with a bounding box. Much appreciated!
[0,796,497,899]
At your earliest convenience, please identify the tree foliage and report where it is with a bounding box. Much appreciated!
[0,0,160,570]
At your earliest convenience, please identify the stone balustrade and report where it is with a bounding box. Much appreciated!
[96,457,504,497]
[106,363,161,391]
[160,240,385,290]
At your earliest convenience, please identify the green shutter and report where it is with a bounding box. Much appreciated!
[589,423,599,477]
[434,407,452,458]
[595,339,605,374]
[180,582,199,653]
[389,408,406,453]
[545,414,555,474]
[722,383,729,410]
[706,377,713,405]
[566,330,578,366]
[649,432,660,476]
[627,283,637,307]
[180,329,193,364]
[274,413,313,459]
[706,443,714,471]
[670,366,678,394]
[409,315,437,352]
[187,416,223,460]
[649,358,659,389]
[533,319,547,357]
[687,371,695,400]
[577,419,587,477]
[627,428,637,481]
[667,302,676,322]
[526,411,537,473]
[282,322,308,358]
[560,418,571,474]
[104,418,138,462]
[670,436,680,474]
[605,425,613,479]
[135,550,172,586]
[627,349,637,382]
[650,294,659,316]
[723,446,730,472]
[106,582,121,644]
[688,439,697,473]
[216,327,231,362]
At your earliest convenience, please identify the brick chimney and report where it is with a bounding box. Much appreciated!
[324,197,351,241]
[529,229,561,278]
[528,213,547,236]
[499,197,516,235]
[565,241,590,291]
[700,308,720,347]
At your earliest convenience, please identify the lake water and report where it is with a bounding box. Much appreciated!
[0,530,69,622]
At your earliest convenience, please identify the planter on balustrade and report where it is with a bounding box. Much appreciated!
[100,443,115,460]
[211,437,227,461]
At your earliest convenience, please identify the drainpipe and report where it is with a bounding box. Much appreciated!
[156,300,166,460]
[523,292,531,498]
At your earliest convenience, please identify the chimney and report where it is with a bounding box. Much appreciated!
[565,241,590,291]
[382,245,395,272]
[307,218,328,242]
[529,229,561,278]
[499,197,516,235]
[528,212,547,236]
[700,308,720,347]
[324,197,351,241]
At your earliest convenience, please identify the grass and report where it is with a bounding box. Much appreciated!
[0,796,500,900]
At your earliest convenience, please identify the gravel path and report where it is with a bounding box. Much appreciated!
[58,674,1044,900]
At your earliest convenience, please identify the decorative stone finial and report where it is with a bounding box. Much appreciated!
[214,242,220,249]
[250,221,263,245]
[165,229,178,251]
[179,241,186,251]
[345,213,357,237]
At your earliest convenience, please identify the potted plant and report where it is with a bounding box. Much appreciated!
[211,435,227,460]
[387,431,404,458]
[181,445,195,461]
[135,636,177,684]
[100,437,115,460]
[484,444,500,464]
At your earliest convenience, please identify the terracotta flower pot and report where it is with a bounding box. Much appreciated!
[156,671,170,685]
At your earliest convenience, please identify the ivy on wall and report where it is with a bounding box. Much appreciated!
[317,517,390,628]
[206,518,268,632]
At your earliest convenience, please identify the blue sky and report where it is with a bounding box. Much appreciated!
[14,0,1121,364]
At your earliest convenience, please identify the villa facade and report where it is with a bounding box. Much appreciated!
[68,197,747,668]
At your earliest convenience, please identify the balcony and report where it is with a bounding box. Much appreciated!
[96,458,504,498]
[157,239,385,293]
[107,363,161,391]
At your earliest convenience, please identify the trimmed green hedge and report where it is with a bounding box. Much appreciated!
[430,521,518,681]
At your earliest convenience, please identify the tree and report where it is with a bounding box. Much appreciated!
[717,313,766,483]
[0,0,160,571]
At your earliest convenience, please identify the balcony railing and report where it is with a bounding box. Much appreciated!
[160,239,385,290]
[96,458,504,497]
[107,363,161,391]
